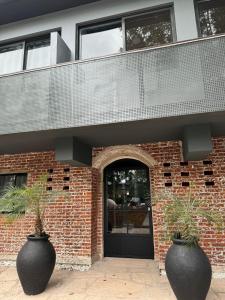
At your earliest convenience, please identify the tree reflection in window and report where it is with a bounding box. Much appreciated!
[198,0,225,37]
[125,9,173,51]
[106,169,150,208]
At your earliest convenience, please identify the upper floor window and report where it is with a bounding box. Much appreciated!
[79,21,123,60]
[125,9,173,51]
[24,36,51,70]
[78,6,175,59]
[0,35,50,76]
[0,43,24,75]
[196,0,225,37]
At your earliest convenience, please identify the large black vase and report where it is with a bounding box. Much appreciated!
[165,238,212,300]
[16,234,56,295]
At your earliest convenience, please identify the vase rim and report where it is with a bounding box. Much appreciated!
[27,234,50,241]
[172,237,199,245]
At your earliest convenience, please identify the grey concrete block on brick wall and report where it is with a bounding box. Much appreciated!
[182,124,212,161]
[55,137,92,167]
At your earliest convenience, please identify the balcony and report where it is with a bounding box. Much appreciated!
[0,34,225,153]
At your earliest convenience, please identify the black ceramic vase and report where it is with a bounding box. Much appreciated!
[165,238,212,300]
[16,234,56,295]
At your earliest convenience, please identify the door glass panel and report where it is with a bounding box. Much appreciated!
[79,22,123,59]
[197,0,225,37]
[108,209,127,234]
[25,36,51,70]
[105,161,151,235]
[125,9,173,51]
[0,43,23,75]
[127,209,150,234]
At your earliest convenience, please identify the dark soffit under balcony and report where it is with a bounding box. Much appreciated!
[0,111,224,155]
[0,0,101,25]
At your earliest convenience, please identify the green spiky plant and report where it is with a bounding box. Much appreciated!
[0,175,62,236]
[153,185,224,245]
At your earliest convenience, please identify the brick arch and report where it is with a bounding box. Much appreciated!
[92,145,157,171]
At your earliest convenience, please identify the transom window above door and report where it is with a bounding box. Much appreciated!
[0,34,51,76]
[78,6,175,59]
[196,0,225,37]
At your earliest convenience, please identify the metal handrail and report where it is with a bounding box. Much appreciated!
[0,33,224,79]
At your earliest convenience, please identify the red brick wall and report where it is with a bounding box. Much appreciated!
[0,137,224,268]
[93,137,225,268]
[148,138,225,266]
[91,168,99,259]
[0,151,95,264]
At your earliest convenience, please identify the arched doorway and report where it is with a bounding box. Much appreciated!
[104,159,154,259]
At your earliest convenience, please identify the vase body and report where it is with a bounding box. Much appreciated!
[165,239,212,300]
[16,234,56,295]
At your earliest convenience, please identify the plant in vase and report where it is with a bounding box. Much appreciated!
[0,175,64,295]
[153,185,224,300]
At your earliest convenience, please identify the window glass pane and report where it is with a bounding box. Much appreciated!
[198,0,225,37]
[125,9,173,51]
[0,173,27,213]
[0,176,5,191]
[127,209,150,234]
[80,22,123,59]
[0,43,23,75]
[3,175,16,188]
[0,174,15,195]
[0,173,27,194]
[25,36,50,70]
[108,209,127,234]
[15,174,27,187]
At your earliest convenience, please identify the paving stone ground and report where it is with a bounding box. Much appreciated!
[0,258,225,300]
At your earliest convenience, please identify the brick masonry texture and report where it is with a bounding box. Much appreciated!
[93,137,225,268]
[0,152,94,265]
[0,137,224,269]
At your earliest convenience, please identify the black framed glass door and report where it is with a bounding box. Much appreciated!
[104,159,154,259]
